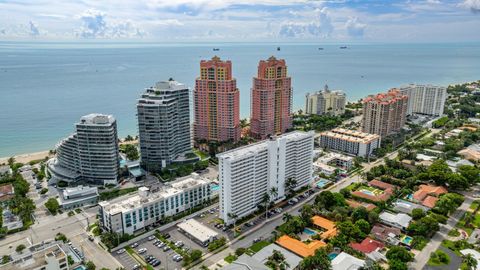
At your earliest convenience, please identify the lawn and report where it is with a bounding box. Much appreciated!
[249,240,270,253]
[224,254,237,263]
[194,149,210,160]
[469,200,480,211]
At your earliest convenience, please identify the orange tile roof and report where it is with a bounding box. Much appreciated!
[311,215,338,239]
[369,180,396,191]
[346,199,377,211]
[276,235,326,258]
[422,196,439,208]
[413,185,447,201]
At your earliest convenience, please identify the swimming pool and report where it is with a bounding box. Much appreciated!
[316,179,330,188]
[359,189,375,196]
[405,194,413,200]
[328,253,338,260]
[73,266,86,270]
[401,235,413,246]
[210,184,220,191]
[303,228,317,236]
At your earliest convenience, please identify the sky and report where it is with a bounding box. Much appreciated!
[0,0,479,42]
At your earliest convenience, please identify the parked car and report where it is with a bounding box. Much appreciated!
[132,265,141,270]
[137,248,147,254]
[174,241,184,247]
[116,248,126,254]
[162,233,171,239]
[130,242,139,248]
[163,246,170,252]
[147,235,156,241]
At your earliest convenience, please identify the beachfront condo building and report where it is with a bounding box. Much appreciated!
[399,84,447,116]
[305,85,346,116]
[99,174,211,235]
[137,80,192,172]
[361,89,408,138]
[250,56,292,139]
[318,128,381,158]
[217,131,314,225]
[48,114,119,186]
[193,56,240,143]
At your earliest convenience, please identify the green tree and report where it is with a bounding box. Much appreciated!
[15,244,26,253]
[411,208,426,220]
[124,144,139,161]
[355,219,371,235]
[458,165,480,185]
[464,254,478,270]
[284,177,297,197]
[386,246,413,262]
[297,248,331,270]
[44,198,60,214]
[86,261,96,270]
[388,260,408,270]
[351,207,368,222]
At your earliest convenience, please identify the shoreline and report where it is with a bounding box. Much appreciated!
[0,150,52,165]
[0,138,139,165]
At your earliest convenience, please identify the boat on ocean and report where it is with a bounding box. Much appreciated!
[277,47,281,51]
[213,48,220,51]
[318,47,324,50]
[340,46,347,49]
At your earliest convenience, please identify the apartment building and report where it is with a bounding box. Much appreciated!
[193,56,240,143]
[399,84,447,116]
[48,114,119,185]
[361,89,408,137]
[318,128,381,158]
[305,85,346,116]
[137,80,192,171]
[250,56,292,139]
[217,131,314,224]
[3,242,68,270]
[99,174,211,235]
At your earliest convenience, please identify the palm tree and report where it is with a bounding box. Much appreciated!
[285,177,297,197]
[261,192,270,219]
[282,213,293,223]
[227,212,238,236]
[464,254,478,270]
[269,187,278,202]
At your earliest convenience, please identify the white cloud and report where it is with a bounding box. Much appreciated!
[461,0,480,13]
[278,7,333,38]
[345,17,366,37]
[76,9,145,38]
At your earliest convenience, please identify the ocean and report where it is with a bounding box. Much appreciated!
[1,42,479,157]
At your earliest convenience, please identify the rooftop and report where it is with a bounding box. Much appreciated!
[252,244,302,270]
[379,211,412,228]
[331,252,365,270]
[221,254,269,270]
[79,113,115,125]
[363,89,408,105]
[392,199,429,214]
[413,184,447,201]
[100,174,209,215]
[177,219,218,243]
[349,237,385,254]
[276,235,326,258]
[346,199,376,211]
[319,128,380,144]
[217,131,313,160]
[311,216,337,239]
[3,242,66,270]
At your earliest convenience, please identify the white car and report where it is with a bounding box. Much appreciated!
[137,248,147,254]
[116,248,126,254]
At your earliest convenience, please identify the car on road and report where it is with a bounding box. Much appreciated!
[88,235,94,241]
[116,248,126,255]
[137,248,147,254]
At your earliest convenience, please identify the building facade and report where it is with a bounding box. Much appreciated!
[361,89,408,138]
[250,56,292,139]
[48,114,119,186]
[305,85,346,116]
[57,185,99,210]
[3,243,69,270]
[193,56,240,143]
[399,84,447,116]
[318,128,381,158]
[217,131,314,224]
[137,80,192,171]
[99,174,211,235]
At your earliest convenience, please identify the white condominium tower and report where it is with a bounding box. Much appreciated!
[217,131,314,224]
[399,84,447,116]
[48,114,119,186]
[305,85,346,116]
[137,80,192,172]
[318,128,381,158]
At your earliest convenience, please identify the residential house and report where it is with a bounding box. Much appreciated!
[412,184,448,208]
[379,211,412,230]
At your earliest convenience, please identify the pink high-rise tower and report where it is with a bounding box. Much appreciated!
[250,56,292,139]
[194,56,240,143]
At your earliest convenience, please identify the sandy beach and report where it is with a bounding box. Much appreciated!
[0,150,52,165]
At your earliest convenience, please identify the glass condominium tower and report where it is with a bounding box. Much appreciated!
[137,80,192,172]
